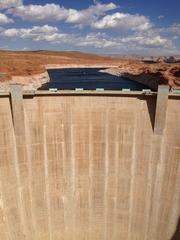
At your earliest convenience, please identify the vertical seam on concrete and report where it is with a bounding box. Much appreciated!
[104,109,109,240]
[24,111,36,238]
[43,124,53,240]
[12,121,28,238]
[127,101,138,240]
[145,135,164,240]
[63,105,74,240]
[144,135,158,240]
[152,136,165,239]
[71,121,75,240]
[88,123,93,239]
[61,140,66,237]
[70,108,75,240]
[112,125,119,239]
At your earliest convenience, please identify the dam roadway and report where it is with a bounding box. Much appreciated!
[0,88,180,240]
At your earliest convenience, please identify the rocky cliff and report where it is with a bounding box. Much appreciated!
[102,61,180,90]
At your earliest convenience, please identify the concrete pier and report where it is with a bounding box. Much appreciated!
[154,85,169,135]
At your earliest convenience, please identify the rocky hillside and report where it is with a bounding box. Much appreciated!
[102,61,180,90]
[0,50,121,82]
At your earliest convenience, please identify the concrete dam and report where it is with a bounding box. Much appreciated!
[0,86,180,240]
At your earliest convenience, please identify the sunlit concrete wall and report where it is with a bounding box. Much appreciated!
[0,93,179,240]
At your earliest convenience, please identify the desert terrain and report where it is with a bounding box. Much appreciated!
[0,50,180,90]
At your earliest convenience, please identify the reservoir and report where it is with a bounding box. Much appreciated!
[39,68,149,90]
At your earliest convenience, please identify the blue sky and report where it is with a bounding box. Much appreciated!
[0,0,179,55]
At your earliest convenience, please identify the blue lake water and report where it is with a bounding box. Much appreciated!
[39,68,149,91]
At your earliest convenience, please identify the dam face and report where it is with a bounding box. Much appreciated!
[0,89,180,240]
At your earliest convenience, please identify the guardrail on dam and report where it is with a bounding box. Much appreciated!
[0,86,180,240]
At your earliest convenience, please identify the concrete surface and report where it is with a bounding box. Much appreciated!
[0,90,179,240]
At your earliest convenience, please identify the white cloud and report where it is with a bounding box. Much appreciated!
[0,25,172,48]
[92,12,152,31]
[74,29,178,55]
[0,13,13,24]
[66,2,118,26]
[172,36,178,40]
[158,15,164,19]
[5,1,158,35]
[32,32,70,43]
[8,2,152,33]
[159,23,180,35]
[1,28,18,37]
[0,24,177,55]
[8,4,69,21]
[0,26,119,48]
[0,25,59,38]
[0,0,22,9]
[76,31,172,50]
[76,32,121,48]
[8,2,117,26]
[0,25,74,45]
[120,31,172,48]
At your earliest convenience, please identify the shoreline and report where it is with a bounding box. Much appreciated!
[1,62,179,91]
[0,71,50,91]
[0,64,120,91]
[45,64,119,69]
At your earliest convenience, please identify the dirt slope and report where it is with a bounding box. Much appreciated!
[0,50,121,82]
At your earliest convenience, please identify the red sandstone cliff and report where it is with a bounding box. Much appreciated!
[103,62,180,90]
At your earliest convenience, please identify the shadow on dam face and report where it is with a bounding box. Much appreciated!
[138,95,157,131]
[171,218,180,240]
[0,89,180,240]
